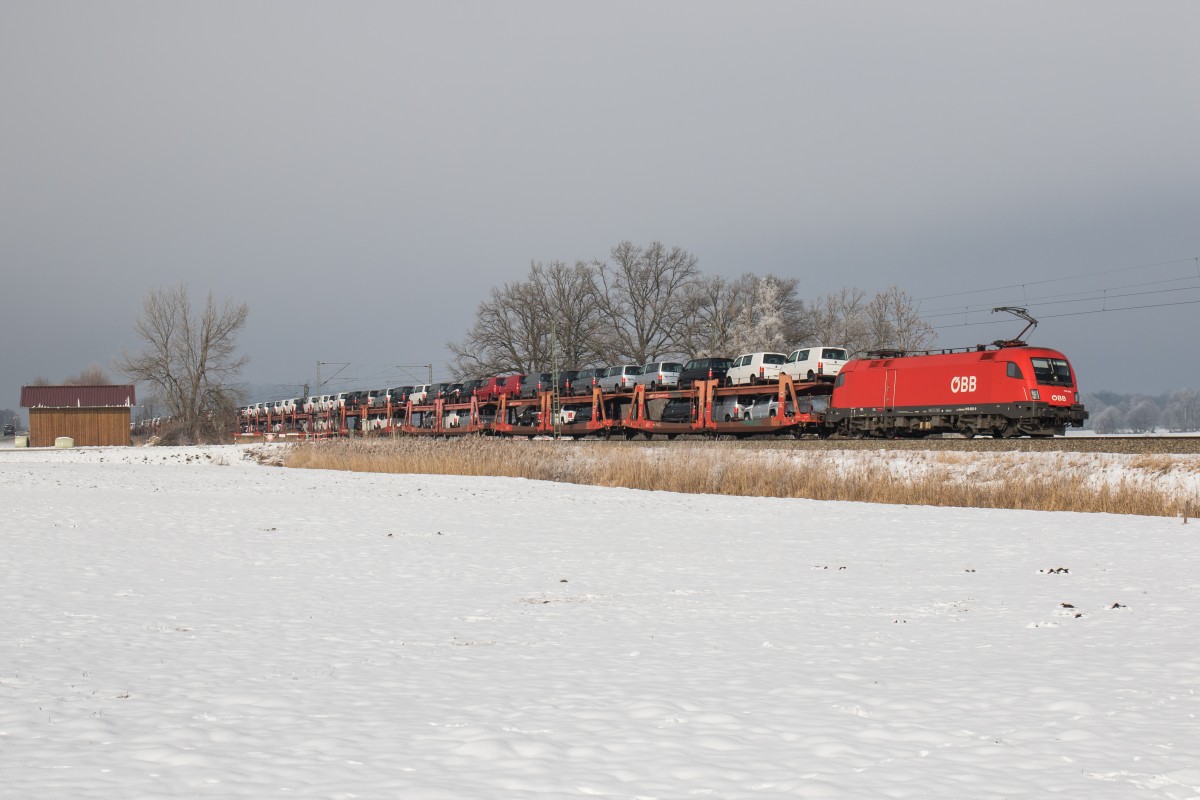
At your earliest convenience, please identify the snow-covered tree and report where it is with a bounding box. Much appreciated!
[1125,399,1160,433]
[1161,389,1200,432]
[1091,406,1124,434]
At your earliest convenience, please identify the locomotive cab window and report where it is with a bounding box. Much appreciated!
[1005,362,1024,380]
[1029,358,1072,386]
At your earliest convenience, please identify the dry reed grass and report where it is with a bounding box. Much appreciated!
[282,438,1199,518]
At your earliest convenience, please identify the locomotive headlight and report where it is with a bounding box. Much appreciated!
[1073,392,1079,403]
[1030,389,1040,400]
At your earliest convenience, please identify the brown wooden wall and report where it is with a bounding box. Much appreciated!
[29,408,132,447]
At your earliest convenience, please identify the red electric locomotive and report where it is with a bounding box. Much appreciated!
[825,309,1088,438]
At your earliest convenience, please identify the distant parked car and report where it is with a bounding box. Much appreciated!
[636,361,683,391]
[678,357,733,388]
[598,365,641,393]
[782,346,850,382]
[2,424,14,436]
[725,352,787,386]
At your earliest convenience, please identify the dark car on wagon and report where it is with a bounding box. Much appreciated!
[661,398,695,423]
[678,357,734,388]
[556,369,581,396]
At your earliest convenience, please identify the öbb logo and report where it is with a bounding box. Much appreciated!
[950,376,977,394]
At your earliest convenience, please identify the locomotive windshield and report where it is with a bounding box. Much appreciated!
[1030,357,1073,386]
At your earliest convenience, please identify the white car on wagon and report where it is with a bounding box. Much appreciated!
[598,365,641,393]
[725,352,787,386]
[782,345,850,382]
[636,361,684,391]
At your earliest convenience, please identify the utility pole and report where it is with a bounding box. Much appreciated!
[551,319,562,439]
[395,364,433,385]
[316,361,350,393]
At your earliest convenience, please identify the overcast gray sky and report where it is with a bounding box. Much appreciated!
[3,1,1198,414]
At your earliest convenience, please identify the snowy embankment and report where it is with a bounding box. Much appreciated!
[2,445,1198,799]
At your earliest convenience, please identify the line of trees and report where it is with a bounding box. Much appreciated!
[448,240,935,377]
[1088,389,1200,433]
[28,364,115,386]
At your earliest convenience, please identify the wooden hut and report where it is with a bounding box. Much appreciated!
[19,385,137,447]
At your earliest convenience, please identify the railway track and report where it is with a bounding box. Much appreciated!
[659,435,1200,455]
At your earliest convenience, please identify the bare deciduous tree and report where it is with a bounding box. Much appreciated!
[449,280,549,378]
[448,260,603,377]
[679,274,740,358]
[865,285,936,352]
[594,241,701,364]
[535,259,604,367]
[117,284,248,443]
[803,286,934,356]
[804,287,872,354]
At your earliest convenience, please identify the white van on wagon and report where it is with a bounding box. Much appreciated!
[781,345,850,383]
[725,352,787,386]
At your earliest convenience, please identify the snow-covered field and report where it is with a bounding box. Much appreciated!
[2,444,1199,799]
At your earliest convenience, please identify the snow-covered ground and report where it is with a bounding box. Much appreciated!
[2,444,1199,799]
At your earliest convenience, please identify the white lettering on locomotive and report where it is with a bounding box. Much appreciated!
[1051,394,1067,402]
[950,375,977,394]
